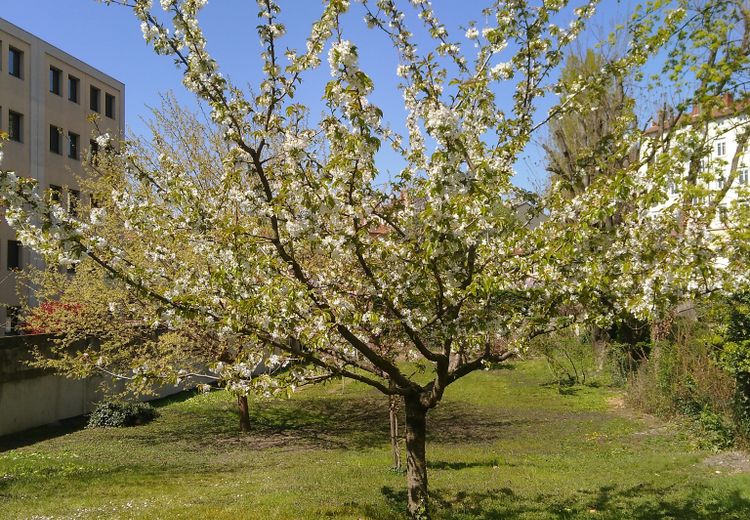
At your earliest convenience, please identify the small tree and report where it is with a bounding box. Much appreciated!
[2,0,748,517]
[543,48,651,366]
[19,258,292,432]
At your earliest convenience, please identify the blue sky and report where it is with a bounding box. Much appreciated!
[2,0,640,191]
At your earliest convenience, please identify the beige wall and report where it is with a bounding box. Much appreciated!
[0,18,125,333]
[0,334,189,436]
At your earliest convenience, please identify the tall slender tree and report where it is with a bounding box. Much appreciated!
[543,48,649,361]
[545,49,635,202]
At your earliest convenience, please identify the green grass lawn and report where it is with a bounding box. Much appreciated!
[1,360,749,519]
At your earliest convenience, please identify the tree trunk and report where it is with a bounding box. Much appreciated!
[591,324,608,372]
[404,396,429,519]
[650,309,674,344]
[649,311,674,363]
[389,395,401,470]
[238,395,251,433]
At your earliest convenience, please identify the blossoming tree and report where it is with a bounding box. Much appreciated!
[1,0,748,516]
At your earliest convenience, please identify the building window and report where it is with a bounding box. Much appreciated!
[88,139,100,164]
[90,86,100,113]
[716,171,726,189]
[8,111,22,142]
[50,66,62,95]
[68,75,79,103]
[50,125,62,154]
[5,306,20,335]
[105,93,115,119]
[7,240,22,270]
[717,140,726,156]
[68,132,79,160]
[740,167,749,186]
[48,184,62,204]
[8,47,22,78]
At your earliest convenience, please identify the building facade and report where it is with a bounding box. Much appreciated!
[645,94,749,231]
[0,18,125,334]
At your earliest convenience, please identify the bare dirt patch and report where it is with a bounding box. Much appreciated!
[607,395,674,438]
[702,451,750,475]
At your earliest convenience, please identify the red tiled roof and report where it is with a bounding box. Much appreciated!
[644,93,748,136]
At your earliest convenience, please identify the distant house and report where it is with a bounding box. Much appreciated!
[644,93,749,230]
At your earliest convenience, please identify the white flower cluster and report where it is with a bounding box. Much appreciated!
[95,133,112,148]
[465,27,479,40]
[424,104,459,144]
[328,40,358,75]
[491,62,513,80]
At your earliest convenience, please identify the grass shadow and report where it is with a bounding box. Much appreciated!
[115,391,541,453]
[115,394,393,451]
[148,388,202,408]
[359,483,750,519]
[0,388,201,453]
[428,459,499,471]
[0,415,88,452]
[428,401,536,444]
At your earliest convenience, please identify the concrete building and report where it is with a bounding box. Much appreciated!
[0,18,124,334]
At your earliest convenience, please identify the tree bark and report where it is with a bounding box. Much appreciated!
[238,395,251,433]
[389,394,401,470]
[591,324,608,372]
[404,395,429,519]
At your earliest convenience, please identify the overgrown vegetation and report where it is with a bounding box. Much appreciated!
[530,331,600,388]
[530,300,750,452]
[619,296,750,451]
[717,292,750,439]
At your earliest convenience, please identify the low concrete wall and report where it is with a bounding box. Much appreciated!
[0,334,184,437]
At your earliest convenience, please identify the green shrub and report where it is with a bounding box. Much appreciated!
[530,332,596,387]
[726,293,750,343]
[712,292,750,442]
[607,341,649,387]
[87,400,158,428]
[693,408,736,451]
[718,339,750,439]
